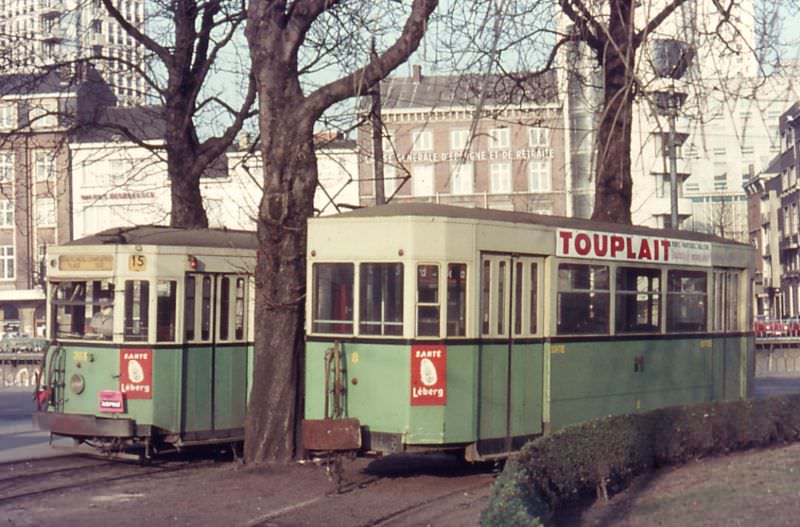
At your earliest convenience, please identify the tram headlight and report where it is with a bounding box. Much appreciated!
[69,374,86,395]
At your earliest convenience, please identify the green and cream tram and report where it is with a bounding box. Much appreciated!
[302,203,755,461]
[33,227,256,455]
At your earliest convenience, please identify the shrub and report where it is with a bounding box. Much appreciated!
[481,394,800,526]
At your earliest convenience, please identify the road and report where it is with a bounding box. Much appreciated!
[0,388,70,463]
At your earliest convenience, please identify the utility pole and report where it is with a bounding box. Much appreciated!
[370,40,385,206]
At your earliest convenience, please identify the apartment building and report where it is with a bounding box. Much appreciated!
[358,67,566,215]
[0,0,147,105]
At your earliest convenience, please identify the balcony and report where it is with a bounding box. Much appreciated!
[40,25,65,42]
[37,0,64,17]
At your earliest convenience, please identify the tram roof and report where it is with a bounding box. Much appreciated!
[330,203,749,247]
[65,225,258,250]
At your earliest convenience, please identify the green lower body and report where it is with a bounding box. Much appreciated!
[304,335,752,459]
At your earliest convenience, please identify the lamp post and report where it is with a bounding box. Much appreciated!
[651,39,694,229]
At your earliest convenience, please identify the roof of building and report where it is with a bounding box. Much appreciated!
[65,225,257,250]
[73,105,166,143]
[376,68,559,111]
[328,202,749,246]
[0,65,109,97]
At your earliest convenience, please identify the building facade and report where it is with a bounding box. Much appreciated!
[0,0,147,105]
[0,68,116,335]
[358,68,567,216]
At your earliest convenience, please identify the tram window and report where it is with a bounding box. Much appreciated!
[360,263,404,336]
[201,276,212,340]
[312,263,354,334]
[156,280,176,342]
[615,267,661,333]
[447,264,467,337]
[417,264,439,336]
[481,260,490,334]
[514,262,523,335]
[557,263,610,334]
[124,280,149,342]
[235,277,246,340]
[714,271,741,331]
[667,270,707,332]
[497,261,506,334]
[52,280,114,340]
[219,277,230,341]
[185,276,196,340]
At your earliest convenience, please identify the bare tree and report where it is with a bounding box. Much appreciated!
[100,0,256,228]
[243,0,437,464]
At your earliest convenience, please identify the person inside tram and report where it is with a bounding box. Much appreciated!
[89,298,114,338]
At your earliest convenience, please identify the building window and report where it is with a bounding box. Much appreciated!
[451,162,473,194]
[34,151,55,182]
[412,130,432,152]
[490,162,511,193]
[0,103,17,129]
[0,246,13,279]
[29,99,58,128]
[450,129,471,152]
[36,198,56,226]
[489,128,510,149]
[528,160,551,192]
[528,127,549,147]
[413,164,434,196]
[0,152,13,181]
[0,200,13,227]
[109,158,132,186]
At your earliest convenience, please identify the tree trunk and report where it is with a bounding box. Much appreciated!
[591,0,635,224]
[168,150,208,228]
[244,65,317,463]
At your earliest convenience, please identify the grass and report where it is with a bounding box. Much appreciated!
[554,442,800,527]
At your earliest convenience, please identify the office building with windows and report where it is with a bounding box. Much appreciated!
[0,0,147,105]
[358,67,567,216]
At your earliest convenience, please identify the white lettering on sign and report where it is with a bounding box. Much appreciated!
[556,229,711,266]
[411,386,445,398]
[390,148,554,164]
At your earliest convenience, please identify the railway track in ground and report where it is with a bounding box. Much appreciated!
[0,453,216,505]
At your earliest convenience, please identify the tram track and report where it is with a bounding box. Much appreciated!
[0,453,215,505]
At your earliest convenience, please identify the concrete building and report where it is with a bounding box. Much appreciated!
[0,0,147,105]
[0,67,115,335]
[358,67,566,215]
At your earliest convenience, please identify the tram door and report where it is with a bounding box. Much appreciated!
[713,269,743,400]
[182,273,249,436]
[478,254,544,455]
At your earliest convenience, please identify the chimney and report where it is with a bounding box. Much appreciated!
[412,64,423,83]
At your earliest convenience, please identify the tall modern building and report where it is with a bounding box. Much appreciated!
[0,0,147,105]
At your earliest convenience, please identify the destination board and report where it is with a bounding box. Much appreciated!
[59,254,114,271]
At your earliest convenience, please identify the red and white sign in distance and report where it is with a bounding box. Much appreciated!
[556,229,711,266]
[410,344,447,406]
[120,348,153,400]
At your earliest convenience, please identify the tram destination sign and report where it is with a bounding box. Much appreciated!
[556,228,711,266]
[59,254,114,271]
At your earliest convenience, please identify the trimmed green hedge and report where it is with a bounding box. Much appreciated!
[481,394,800,527]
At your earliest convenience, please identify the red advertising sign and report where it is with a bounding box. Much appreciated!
[410,344,447,406]
[120,348,153,399]
[556,229,711,266]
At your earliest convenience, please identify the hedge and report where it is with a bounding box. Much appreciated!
[481,394,800,527]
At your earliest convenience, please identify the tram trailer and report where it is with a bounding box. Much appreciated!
[302,203,755,461]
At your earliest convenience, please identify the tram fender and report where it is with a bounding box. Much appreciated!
[302,418,361,451]
[32,411,135,437]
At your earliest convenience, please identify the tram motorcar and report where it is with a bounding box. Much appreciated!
[302,203,755,461]
[33,226,256,455]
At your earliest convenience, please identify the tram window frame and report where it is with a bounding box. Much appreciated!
[713,270,742,332]
[447,263,467,337]
[417,264,440,337]
[200,276,212,341]
[556,262,610,335]
[666,269,707,332]
[359,262,404,336]
[311,263,354,334]
[219,276,231,341]
[156,280,177,342]
[52,279,115,341]
[124,280,150,342]
[615,266,661,333]
[185,275,196,341]
[234,276,246,340]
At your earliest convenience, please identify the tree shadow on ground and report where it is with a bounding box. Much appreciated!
[362,452,497,479]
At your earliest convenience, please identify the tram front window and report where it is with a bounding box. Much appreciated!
[667,270,707,332]
[52,280,115,340]
[312,263,354,334]
[360,263,403,336]
[616,267,661,333]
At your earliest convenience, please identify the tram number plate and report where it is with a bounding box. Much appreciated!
[128,255,146,272]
